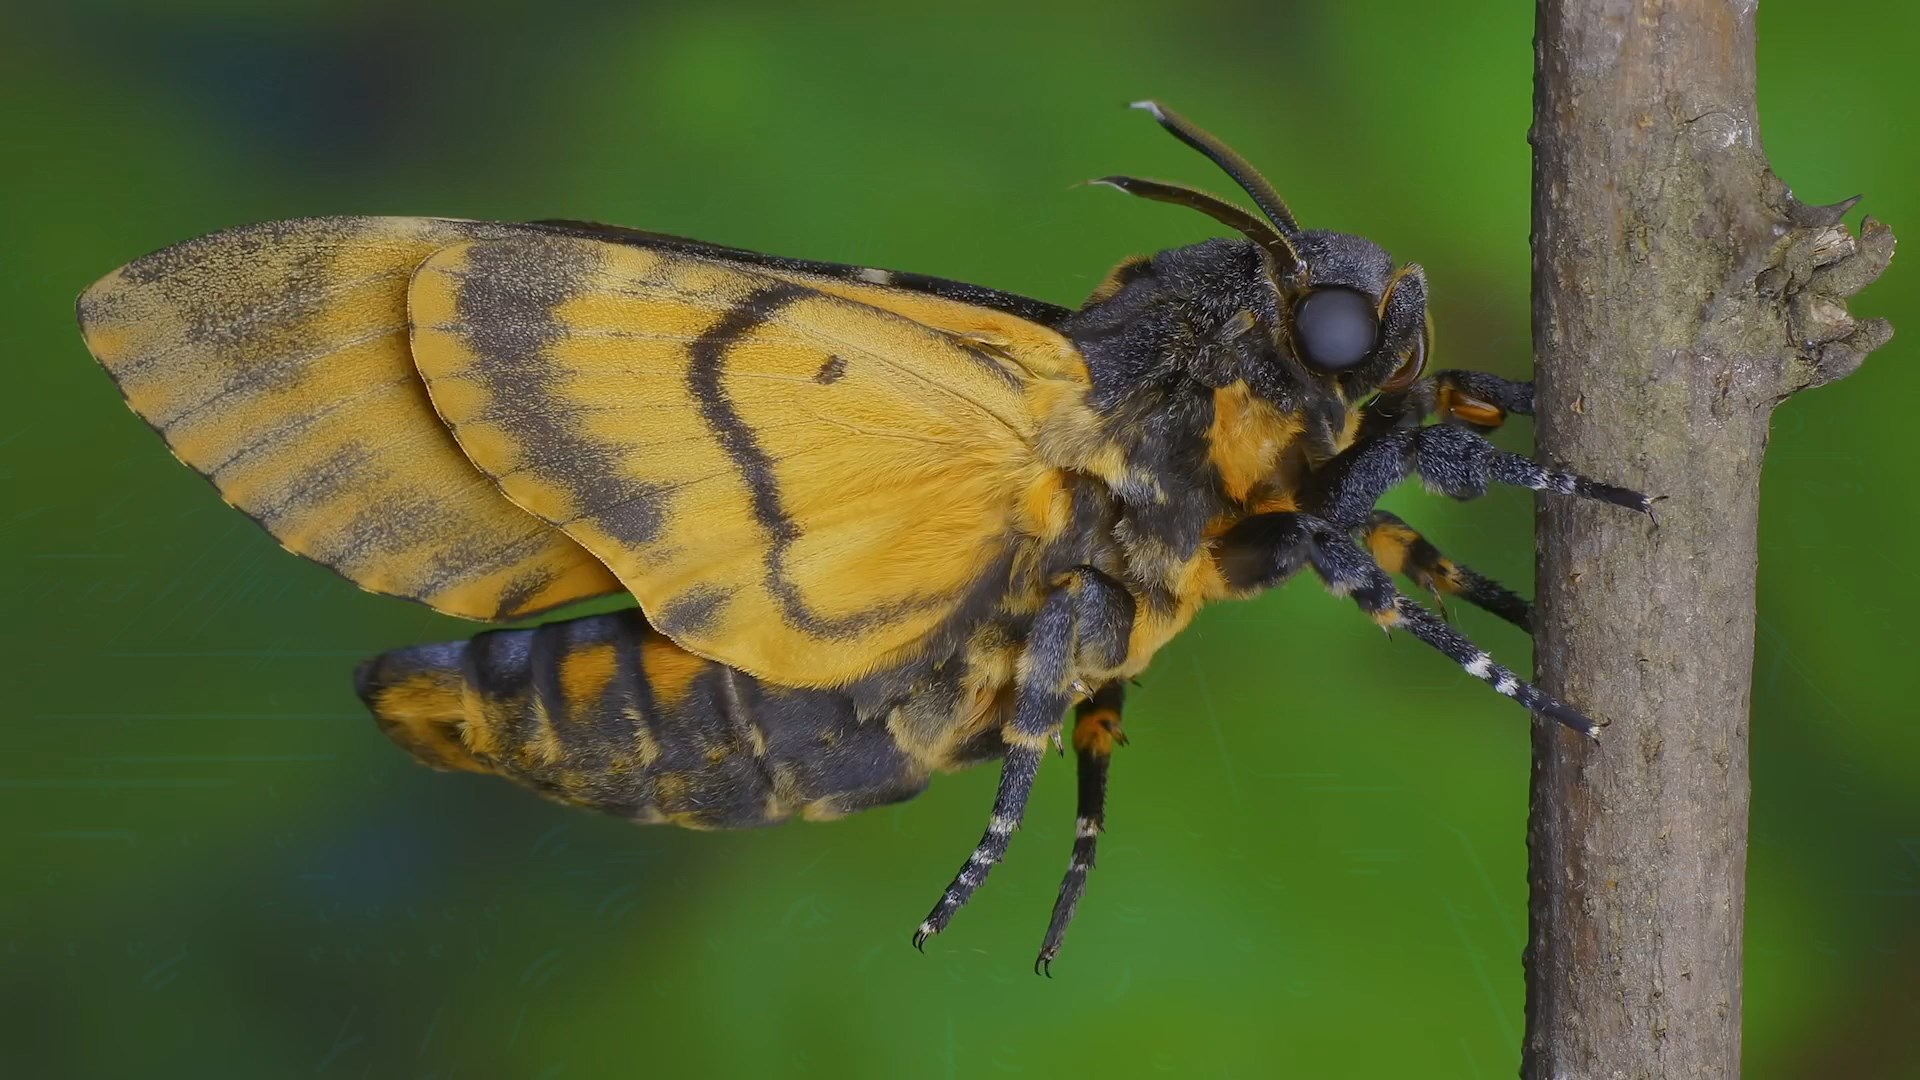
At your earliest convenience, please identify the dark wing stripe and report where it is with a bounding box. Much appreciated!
[686,283,951,639]
[447,241,671,550]
[157,326,402,430]
[685,282,812,552]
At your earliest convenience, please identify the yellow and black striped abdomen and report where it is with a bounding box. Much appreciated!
[355,610,929,829]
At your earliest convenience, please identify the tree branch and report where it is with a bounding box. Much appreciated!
[1523,2,1894,1076]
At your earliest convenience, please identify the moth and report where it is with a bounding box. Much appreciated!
[75,102,1648,973]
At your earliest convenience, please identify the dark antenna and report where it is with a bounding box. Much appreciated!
[1091,176,1302,273]
[1128,101,1301,238]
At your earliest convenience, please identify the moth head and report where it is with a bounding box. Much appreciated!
[1096,101,1430,398]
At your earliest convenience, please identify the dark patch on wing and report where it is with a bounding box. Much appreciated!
[320,486,446,577]
[116,218,312,288]
[247,441,380,528]
[489,566,561,621]
[113,221,341,388]
[450,239,670,550]
[655,584,732,638]
[413,515,576,606]
[813,354,847,384]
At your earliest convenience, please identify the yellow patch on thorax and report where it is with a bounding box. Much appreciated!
[1209,383,1304,505]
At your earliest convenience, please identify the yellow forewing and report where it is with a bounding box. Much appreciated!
[75,217,622,620]
[759,275,1087,383]
[408,233,1058,686]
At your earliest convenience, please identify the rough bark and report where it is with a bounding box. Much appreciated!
[1524,2,1894,1077]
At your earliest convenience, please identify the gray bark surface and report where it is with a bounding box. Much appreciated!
[1524,1,1894,1076]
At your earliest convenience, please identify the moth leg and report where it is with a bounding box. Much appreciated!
[1361,510,1531,631]
[1312,423,1651,530]
[1036,681,1127,976]
[1215,512,1597,738]
[913,570,1133,950]
[1359,371,1534,439]
[1431,370,1534,428]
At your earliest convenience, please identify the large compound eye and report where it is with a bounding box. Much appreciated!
[1291,287,1379,371]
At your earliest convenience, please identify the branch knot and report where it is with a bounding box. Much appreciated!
[1767,212,1896,395]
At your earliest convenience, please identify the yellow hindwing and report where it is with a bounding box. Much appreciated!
[408,232,1058,686]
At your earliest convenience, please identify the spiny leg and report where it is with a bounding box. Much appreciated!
[1361,510,1532,631]
[911,741,1046,951]
[1215,512,1598,738]
[1306,517,1596,737]
[1312,422,1650,530]
[913,582,1084,950]
[1381,596,1594,734]
[1036,681,1127,976]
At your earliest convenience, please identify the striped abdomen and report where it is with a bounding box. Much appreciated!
[355,609,929,828]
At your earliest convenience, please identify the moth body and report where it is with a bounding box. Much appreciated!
[76,103,1650,969]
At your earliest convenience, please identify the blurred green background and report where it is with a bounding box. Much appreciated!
[4,2,1915,1076]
